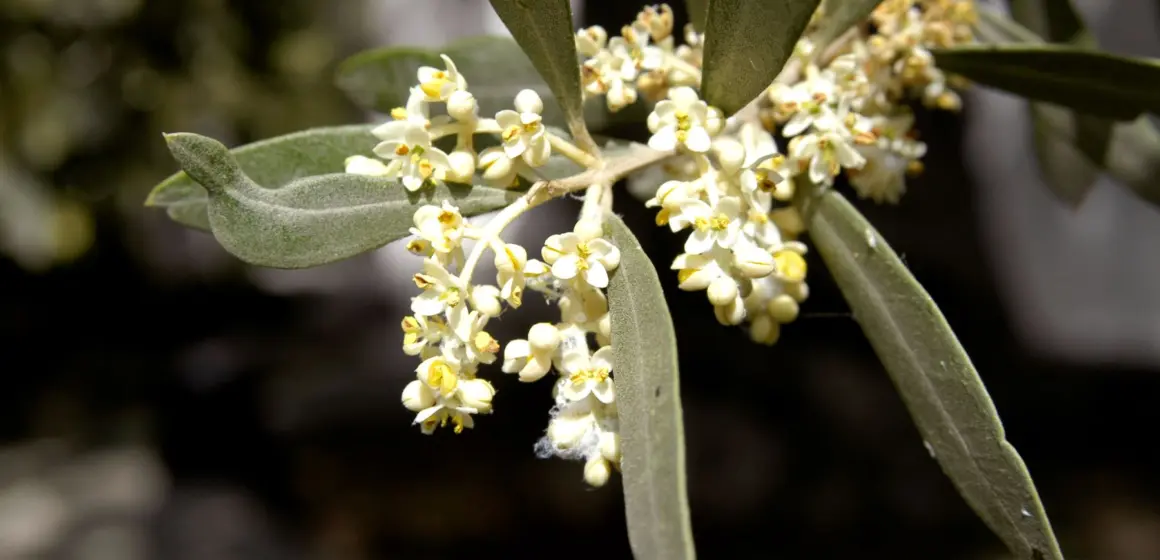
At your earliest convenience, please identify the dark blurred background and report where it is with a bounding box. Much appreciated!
[1,0,1159,558]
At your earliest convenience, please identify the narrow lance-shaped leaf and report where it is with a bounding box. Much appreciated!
[812,0,883,48]
[604,212,696,560]
[797,185,1063,560]
[701,0,822,116]
[974,9,1160,209]
[931,44,1160,120]
[978,4,1107,206]
[488,0,596,152]
[163,133,518,269]
[146,125,379,231]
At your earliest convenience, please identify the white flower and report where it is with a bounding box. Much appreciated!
[671,247,732,291]
[608,21,665,73]
[478,147,518,187]
[678,196,742,254]
[414,402,476,435]
[416,355,462,398]
[372,120,451,191]
[457,378,496,413]
[494,242,547,308]
[401,379,436,412]
[417,54,467,102]
[410,258,468,327]
[401,314,447,357]
[542,233,621,289]
[647,86,712,153]
[558,346,615,404]
[502,323,560,382]
[344,155,391,176]
[645,180,694,230]
[575,26,608,57]
[558,286,609,328]
[496,89,550,166]
[582,49,639,111]
[388,87,433,127]
[410,201,466,258]
[457,311,500,365]
[770,65,840,136]
[789,130,866,185]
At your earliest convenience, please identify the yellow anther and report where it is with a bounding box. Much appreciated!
[428,359,458,397]
[452,415,466,434]
[406,239,431,255]
[413,273,435,289]
[438,210,458,225]
[677,268,696,284]
[390,107,408,120]
[709,213,730,231]
[694,217,710,232]
[522,121,540,133]
[403,332,420,346]
[655,208,671,227]
[441,287,462,308]
[418,159,434,179]
[402,316,422,334]
[509,285,524,308]
[675,129,688,144]
[395,145,410,156]
[473,331,500,355]
[748,209,769,224]
[576,242,592,260]
[773,250,807,283]
[502,125,521,143]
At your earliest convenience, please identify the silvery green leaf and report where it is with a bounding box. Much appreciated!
[604,211,695,560]
[146,125,378,232]
[685,0,708,31]
[931,44,1160,120]
[701,0,822,116]
[797,185,1064,560]
[162,133,518,269]
[813,0,883,47]
[487,0,596,151]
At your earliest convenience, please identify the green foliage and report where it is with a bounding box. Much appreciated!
[163,133,517,268]
[797,185,1063,560]
[684,0,708,32]
[147,125,378,231]
[1009,0,1090,45]
[487,0,595,151]
[605,212,696,560]
[931,44,1160,121]
[813,0,884,47]
[701,0,822,116]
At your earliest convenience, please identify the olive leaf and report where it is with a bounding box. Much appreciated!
[974,8,1160,209]
[162,132,518,269]
[146,125,379,231]
[604,212,696,560]
[685,0,708,32]
[981,2,1106,206]
[701,0,822,116]
[797,185,1063,560]
[931,44,1160,120]
[813,0,883,47]
[487,0,596,152]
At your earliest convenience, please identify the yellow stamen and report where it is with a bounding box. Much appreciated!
[428,359,458,397]
[406,239,431,255]
[438,210,457,226]
[773,250,807,283]
[390,107,408,120]
[395,145,410,156]
[677,268,695,284]
[402,316,422,334]
[473,331,500,355]
[709,214,730,231]
[655,208,671,227]
[413,273,435,289]
[441,287,462,308]
[502,125,521,143]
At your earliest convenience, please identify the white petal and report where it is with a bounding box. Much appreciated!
[684,127,711,153]
[648,127,678,152]
[552,254,581,280]
[401,174,424,192]
[413,405,443,425]
[593,379,616,404]
[372,120,410,142]
[590,346,614,372]
[584,262,609,288]
[782,113,811,137]
[684,230,714,255]
[410,292,444,316]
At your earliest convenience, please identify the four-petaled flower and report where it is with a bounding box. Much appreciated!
[373,120,451,191]
[677,196,742,255]
[496,89,550,166]
[417,54,467,102]
[558,346,616,404]
[542,233,621,289]
[647,86,713,153]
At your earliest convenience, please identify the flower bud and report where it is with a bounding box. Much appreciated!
[501,339,530,374]
[401,380,435,412]
[705,106,725,136]
[528,322,561,353]
[784,280,809,303]
[470,285,502,317]
[597,313,611,342]
[447,90,478,122]
[707,276,738,307]
[713,296,745,326]
[734,245,776,278]
[445,150,476,183]
[479,148,516,186]
[458,378,496,413]
[575,26,607,56]
[574,217,604,241]
[547,412,595,449]
[599,431,621,464]
[345,155,389,176]
[514,89,544,114]
[749,314,780,345]
[767,294,800,323]
[584,457,612,487]
[713,138,745,174]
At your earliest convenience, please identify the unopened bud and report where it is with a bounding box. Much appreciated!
[574,217,604,241]
[707,276,739,306]
[529,323,561,352]
[447,90,478,122]
[584,457,612,487]
[446,150,476,183]
[458,378,496,413]
[749,314,780,345]
[599,431,621,464]
[714,138,745,173]
[514,89,544,114]
[401,380,435,412]
[767,294,800,323]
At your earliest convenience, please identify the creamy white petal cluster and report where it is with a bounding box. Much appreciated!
[344,54,557,190]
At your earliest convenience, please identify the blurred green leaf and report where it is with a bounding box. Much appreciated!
[701,0,822,116]
[798,185,1063,560]
[685,0,708,31]
[813,0,882,47]
[162,133,518,268]
[1009,0,1089,45]
[488,0,595,151]
[973,6,1042,44]
[604,212,695,560]
[932,44,1160,120]
[147,125,378,231]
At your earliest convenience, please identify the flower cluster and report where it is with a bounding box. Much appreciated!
[345,0,978,489]
[575,1,974,342]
